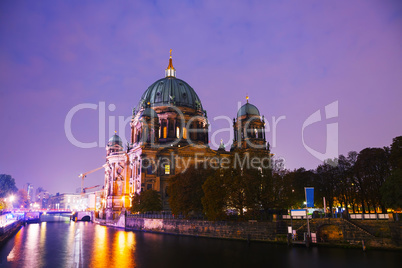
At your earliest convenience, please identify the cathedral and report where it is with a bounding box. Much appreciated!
[101,52,270,219]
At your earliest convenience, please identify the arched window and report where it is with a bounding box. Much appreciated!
[183,127,187,139]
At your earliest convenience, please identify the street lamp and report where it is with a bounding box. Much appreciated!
[8,195,15,209]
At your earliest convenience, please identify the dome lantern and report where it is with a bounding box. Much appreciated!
[165,49,176,78]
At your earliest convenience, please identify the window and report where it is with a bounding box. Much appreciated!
[142,159,148,173]
[183,127,187,139]
[147,164,153,174]
[155,90,162,103]
[147,184,152,190]
[176,127,180,138]
[165,164,170,175]
[163,126,167,138]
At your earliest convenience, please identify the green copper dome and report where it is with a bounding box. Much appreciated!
[136,77,203,112]
[237,103,260,118]
[108,134,123,147]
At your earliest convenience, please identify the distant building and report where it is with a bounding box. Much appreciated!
[36,191,50,209]
[49,193,82,210]
[24,183,35,203]
[100,52,270,220]
[48,191,103,211]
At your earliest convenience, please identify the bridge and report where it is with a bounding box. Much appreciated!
[24,211,93,223]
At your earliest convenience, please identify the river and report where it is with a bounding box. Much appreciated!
[0,221,399,268]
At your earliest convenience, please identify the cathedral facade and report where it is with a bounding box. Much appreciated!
[101,52,270,219]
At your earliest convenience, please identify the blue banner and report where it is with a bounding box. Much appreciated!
[305,187,314,208]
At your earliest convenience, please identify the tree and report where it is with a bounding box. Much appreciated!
[141,190,162,212]
[315,160,338,216]
[0,174,18,198]
[390,136,402,170]
[202,171,227,221]
[344,151,359,213]
[16,189,29,208]
[265,172,289,209]
[202,151,274,220]
[131,193,142,213]
[380,136,402,210]
[380,169,402,209]
[333,154,356,215]
[168,165,214,218]
[289,168,316,208]
[355,148,390,213]
[131,190,162,213]
[223,162,247,217]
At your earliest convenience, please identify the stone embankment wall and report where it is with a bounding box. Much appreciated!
[126,218,288,242]
[351,220,402,247]
[0,220,23,247]
[95,214,125,228]
[124,217,402,249]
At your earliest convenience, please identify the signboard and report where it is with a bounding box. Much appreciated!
[311,233,317,243]
[291,209,307,217]
[305,187,314,208]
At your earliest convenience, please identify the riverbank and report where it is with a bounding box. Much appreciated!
[0,220,23,247]
[94,214,402,251]
[2,222,399,267]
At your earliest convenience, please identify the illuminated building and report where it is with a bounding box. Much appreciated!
[102,52,270,219]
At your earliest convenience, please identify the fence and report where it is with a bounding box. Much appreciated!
[350,213,390,220]
[126,212,206,220]
[125,211,398,221]
[283,213,393,220]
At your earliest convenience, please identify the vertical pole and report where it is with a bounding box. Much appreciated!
[305,187,311,243]
[323,197,326,218]
[290,213,293,240]
[290,214,293,230]
[306,208,310,237]
[81,177,83,194]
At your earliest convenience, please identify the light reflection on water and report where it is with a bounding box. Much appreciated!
[91,224,108,267]
[112,229,136,267]
[88,224,136,268]
[0,222,399,268]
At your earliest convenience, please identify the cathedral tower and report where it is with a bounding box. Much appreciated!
[232,96,267,151]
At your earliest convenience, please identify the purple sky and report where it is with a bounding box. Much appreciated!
[1,1,401,194]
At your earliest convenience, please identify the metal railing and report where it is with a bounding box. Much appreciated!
[126,212,206,220]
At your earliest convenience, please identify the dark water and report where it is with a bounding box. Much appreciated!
[0,222,399,268]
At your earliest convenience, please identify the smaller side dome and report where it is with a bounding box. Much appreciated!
[237,103,260,118]
[108,134,123,147]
